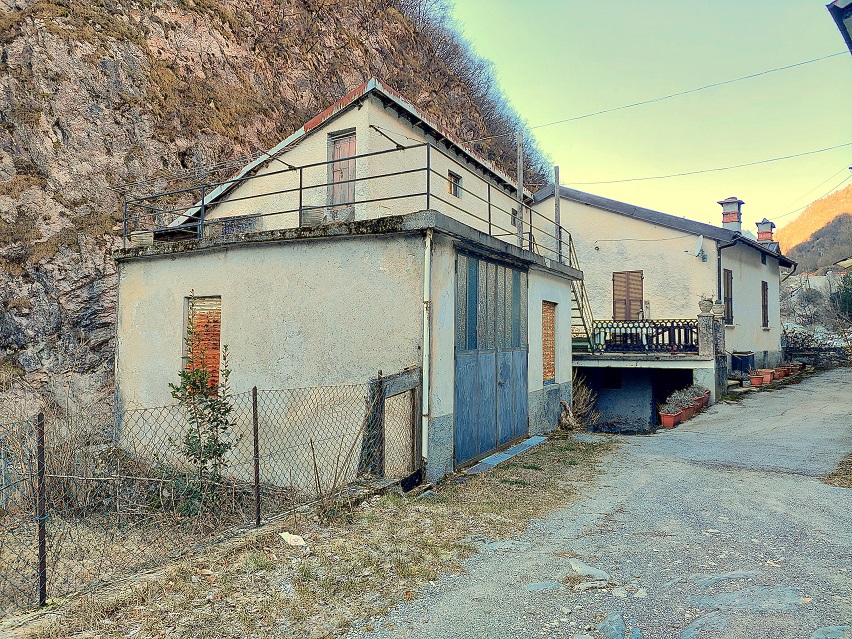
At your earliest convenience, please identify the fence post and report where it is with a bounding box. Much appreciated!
[36,412,46,608]
[252,386,260,528]
[425,145,431,210]
[198,185,206,239]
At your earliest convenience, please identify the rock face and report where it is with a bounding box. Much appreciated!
[0,0,536,404]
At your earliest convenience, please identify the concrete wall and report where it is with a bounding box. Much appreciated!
[582,368,655,433]
[721,243,783,367]
[527,267,574,434]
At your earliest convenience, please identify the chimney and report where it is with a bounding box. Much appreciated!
[755,217,776,242]
[718,196,744,232]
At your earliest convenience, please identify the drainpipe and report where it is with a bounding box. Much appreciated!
[716,232,741,301]
[421,229,433,463]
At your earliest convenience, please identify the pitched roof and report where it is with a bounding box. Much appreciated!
[534,184,796,268]
[186,78,527,219]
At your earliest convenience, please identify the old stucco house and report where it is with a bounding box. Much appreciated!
[532,187,796,432]
[115,79,587,483]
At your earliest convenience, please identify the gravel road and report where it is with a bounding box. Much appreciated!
[349,368,852,639]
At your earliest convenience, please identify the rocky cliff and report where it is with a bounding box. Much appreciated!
[0,0,542,403]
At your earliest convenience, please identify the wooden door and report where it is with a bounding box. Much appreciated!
[613,270,644,320]
[330,134,356,208]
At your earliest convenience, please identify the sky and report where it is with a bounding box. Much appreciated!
[449,0,852,232]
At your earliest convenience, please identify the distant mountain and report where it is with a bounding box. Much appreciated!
[777,183,852,257]
[785,213,852,273]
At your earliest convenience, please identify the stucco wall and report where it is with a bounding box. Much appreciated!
[115,233,425,408]
[533,196,785,363]
[535,198,717,320]
[204,96,526,250]
[526,267,574,434]
[721,243,782,365]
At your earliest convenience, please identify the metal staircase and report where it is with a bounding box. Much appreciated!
[567,236,596,352]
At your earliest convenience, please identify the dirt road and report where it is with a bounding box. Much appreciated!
[352,368,852,639]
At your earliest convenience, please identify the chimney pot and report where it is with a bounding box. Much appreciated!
[756,217,775,242]
[718,196,744,233]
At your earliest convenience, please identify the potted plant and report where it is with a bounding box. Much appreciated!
[698,295,714,313]
[659,401,681,428]
[688,384,710,409]
[749,370,764,386]
[775,366,787,379]
[670,389,695,421]
[757,368,774,384]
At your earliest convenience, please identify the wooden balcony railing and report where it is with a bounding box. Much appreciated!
[592,319,699,354]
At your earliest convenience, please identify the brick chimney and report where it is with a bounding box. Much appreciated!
[755,218,776,242]
[718,196,744,232]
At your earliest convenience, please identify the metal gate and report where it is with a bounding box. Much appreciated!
[454,252,528,467]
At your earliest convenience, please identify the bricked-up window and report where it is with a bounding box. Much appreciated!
[612,270,643,320]
[723,269,734,325]
[186,296,221,389]
[542,301,556,384]
[761,280,769,327]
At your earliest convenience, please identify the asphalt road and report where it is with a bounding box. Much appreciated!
[351,367,852,639]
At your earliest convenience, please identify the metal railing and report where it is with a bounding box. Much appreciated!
[122,143,576,268]
[592,319,699,354]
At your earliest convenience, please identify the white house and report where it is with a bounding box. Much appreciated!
[532,186,796,432]
[115,79,584,484]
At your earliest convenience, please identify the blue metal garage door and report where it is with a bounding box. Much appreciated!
[454,252,528,467]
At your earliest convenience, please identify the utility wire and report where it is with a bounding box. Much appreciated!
[775,173,852,220]
[568,142,852,185]
[466,51,847,144]
[786,164,852,206]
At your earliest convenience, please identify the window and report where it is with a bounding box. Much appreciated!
[723,268,733,325]
[185,296,222,389]
[761,280,769,327]
[511,208,520,228]
[761,253,767,266]
[612,271,644,320]
[542,301,556,384]
[329,131,356,208]
[448,171,462,198]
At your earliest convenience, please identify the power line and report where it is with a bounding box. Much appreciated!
[568,142,852,185]
[466,51,847,144]
[775,173,852,220]
[786,164,852,207]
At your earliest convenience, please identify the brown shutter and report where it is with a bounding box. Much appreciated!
[542,301,556,383]
[613,272,628,320]
[626,270,644,319]
[761,281,769,327]
[723,269,733,324]
[613,271,643,320]
[188,296,221,389]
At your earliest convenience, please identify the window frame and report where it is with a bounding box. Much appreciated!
[542,300,557,385]
[761,280,769,328]
[447,170,462,198]
[723,268,734,325]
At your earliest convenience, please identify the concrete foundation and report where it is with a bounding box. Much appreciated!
[425,414,454,483]
[528,381,571,436]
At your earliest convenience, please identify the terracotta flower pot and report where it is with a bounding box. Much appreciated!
[682,405,695,420]
[660,412,678,428]
[750,375,764,387]
[775,367,786,378]
[692,397,704,412]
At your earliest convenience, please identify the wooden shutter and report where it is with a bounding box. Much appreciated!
[761,281,769,327]
[542,301,556,383]
[331,133,356,207]
[723,269,733,324]
[613,271,643,320]
[188,296,221,389]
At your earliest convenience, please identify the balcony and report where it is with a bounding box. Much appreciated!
[592,319,699,354]
[121,143,574,268]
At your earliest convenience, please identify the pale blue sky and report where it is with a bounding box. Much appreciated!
[450,0,852,231]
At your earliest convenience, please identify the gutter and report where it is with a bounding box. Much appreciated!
[421,229,433,464]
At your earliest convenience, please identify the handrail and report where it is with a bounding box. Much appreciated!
[592,318,699,354]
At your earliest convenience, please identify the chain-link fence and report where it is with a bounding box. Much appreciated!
[0,368,421,618]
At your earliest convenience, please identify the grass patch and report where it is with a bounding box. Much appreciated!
[823,452,852,489]
[15,434,614,639]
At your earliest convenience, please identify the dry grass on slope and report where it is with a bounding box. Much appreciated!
[14,435,614,639]
[777,183,852,254]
